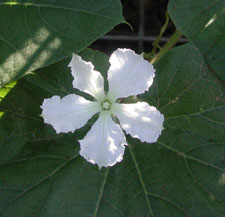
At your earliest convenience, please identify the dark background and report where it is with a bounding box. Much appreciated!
[91,0,186,55]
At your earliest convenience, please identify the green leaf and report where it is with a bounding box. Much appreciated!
[168,0,225,81]
[0,44,225,216]
[0,0,125,87]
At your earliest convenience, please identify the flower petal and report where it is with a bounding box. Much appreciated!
[79,111,127,168]
[41,94,100,134]
[68,54,105,101]
[107,49,155,101]
[112,102,164,143]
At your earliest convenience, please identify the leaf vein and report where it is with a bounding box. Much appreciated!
[184,157,225,204]
[129,145,155,217]
[165,105,225,120]
[198,114,225,125]
[147,192,192,217]
[158,141,224,172]
[93,168,109,217]
[0,153,79,211]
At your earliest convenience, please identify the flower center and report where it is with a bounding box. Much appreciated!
[101,100,111,110]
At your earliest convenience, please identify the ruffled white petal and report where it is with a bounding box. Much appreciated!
[41,94,101,134]
[79,111,127,168]
[112,102,164,143]
[107,49,155,101]
[68,54,105,101]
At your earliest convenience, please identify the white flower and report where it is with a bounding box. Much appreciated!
[41,49,164,168]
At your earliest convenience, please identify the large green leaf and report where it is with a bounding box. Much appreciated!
[0,0,124,87]
[0,44,225,216]
[168,0,225,81]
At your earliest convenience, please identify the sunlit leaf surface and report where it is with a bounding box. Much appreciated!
[168,0,225,81]
[0,0,124,87]
[0,45,225,216]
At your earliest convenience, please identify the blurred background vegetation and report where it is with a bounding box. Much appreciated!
[92,0,186,55]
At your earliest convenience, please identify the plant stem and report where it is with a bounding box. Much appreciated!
[152,11,169,55]
[150,30,183,64]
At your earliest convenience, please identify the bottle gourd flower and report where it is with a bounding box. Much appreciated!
[41,49,164,168]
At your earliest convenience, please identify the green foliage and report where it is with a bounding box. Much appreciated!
[0,0,124,87]
[0,0,225,216]
[0,43,224,216]
[168,0,225,81]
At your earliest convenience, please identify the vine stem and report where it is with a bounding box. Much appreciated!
[151,11,170,56]
[150,30,183,64]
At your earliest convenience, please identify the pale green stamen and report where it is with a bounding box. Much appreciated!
[101,100,111,110]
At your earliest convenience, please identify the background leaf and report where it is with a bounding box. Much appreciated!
[0,44,225,216]
[168,0,225,81]
[0,0,124,87]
